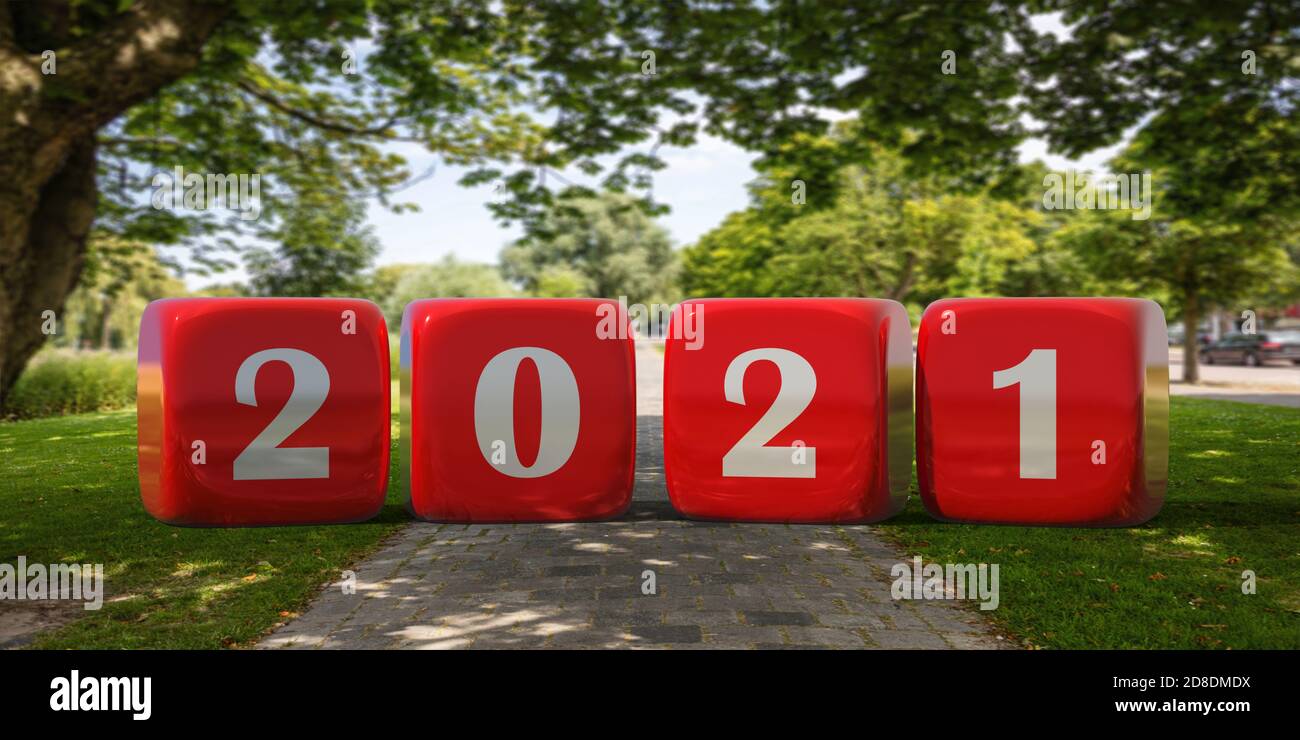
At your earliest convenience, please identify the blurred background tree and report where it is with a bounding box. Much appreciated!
[367,256,515,328]
[244,196,380,298]
[682,132,1095,319]
[501,192,679,306]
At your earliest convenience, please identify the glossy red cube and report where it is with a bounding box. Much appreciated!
[916,298,1168,526]
[401,299,635,522]
[663,298,913,523]
[137,298,391,526]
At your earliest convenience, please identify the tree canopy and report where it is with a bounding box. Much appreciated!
[368,256,515,327]
[501,191,679,305]
[682,135,1094,313]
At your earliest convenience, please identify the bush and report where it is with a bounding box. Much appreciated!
[3,350,137,420]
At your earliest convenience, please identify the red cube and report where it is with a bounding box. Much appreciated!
[916,297,1168,526]
[663,298,913,523]
[137,298,391,526]
[401,299,635,522]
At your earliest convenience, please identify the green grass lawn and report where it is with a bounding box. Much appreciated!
[0,396,1296,649]
[0,407,406,649]
[880,398,1300,649]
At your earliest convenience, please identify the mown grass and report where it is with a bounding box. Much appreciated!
[0,406,405,649]
[879,398,1300,649]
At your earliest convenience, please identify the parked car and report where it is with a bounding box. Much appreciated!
[1198,331,1300,366]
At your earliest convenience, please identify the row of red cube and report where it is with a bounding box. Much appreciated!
[137,297,1168,527]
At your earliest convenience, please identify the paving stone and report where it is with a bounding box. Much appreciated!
[543,564,602,577]
[816,612,888,630]
[663,610,741,627]
[628,625,703,644]
[753,643,831,650]
[590,610,667,627]
[866,629,952,649]
[701,625,788,647]
[741,610,816,626]
[781,626,871,648]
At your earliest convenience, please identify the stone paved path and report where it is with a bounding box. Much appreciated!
[260,340,1003,649]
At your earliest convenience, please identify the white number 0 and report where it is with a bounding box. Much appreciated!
[722,348,817,478]
[473,347,581,478]
[233,348,330,480]
[992,348,1057,480]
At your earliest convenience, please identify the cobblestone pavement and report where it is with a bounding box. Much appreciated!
[260,340,1004,649]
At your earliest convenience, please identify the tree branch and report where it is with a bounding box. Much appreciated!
[43,0,232,139]
[98,135,187,149]
[236,78,400,138]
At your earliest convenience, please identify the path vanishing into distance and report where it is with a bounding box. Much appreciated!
[259,340,1004,649]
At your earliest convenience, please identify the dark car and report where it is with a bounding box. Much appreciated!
[1199,331,1300,366]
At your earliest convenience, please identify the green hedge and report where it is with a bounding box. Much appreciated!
[3,351,137,420]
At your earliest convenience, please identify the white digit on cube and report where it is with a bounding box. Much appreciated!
[722,348,817,478]
[992,348,1057,480]
[473,347,580,478]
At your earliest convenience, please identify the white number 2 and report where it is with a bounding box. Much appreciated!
[722,348,817,478]
[992,348,1056,480]
[233,348,330,480]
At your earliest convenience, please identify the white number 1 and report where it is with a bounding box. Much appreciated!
[992,349,1056,480]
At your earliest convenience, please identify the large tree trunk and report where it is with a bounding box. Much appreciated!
[0,138,99,396]
[1182,294,1200,384]
[0,0,230,404]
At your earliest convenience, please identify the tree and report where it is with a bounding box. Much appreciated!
[682,142,1090,309]
[1019,2,1300,382]
[1,0,226,400]
[501,192,679,304]
[1052,196,1299,383]
[681,211,779,298]
[531,266,593,299]
[1023,1,1300,222]
[374,257,514,327]
[245,195,379,298]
